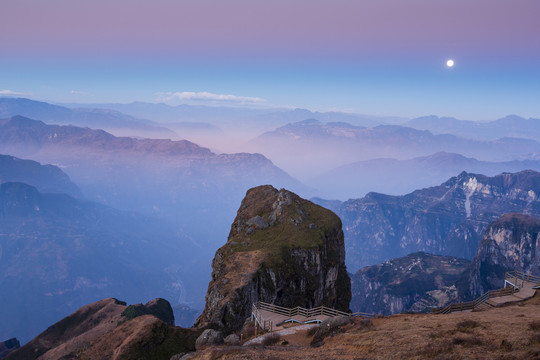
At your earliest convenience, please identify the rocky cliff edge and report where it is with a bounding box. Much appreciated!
[195,185,351,332]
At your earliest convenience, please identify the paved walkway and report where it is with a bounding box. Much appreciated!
[489,279,538,305]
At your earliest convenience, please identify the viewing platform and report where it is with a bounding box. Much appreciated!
[433,270,540,314]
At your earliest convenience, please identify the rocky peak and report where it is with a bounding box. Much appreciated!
[462,213,540,298]
[196,185,351,332]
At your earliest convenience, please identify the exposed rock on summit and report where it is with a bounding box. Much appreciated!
[195,185,351,332]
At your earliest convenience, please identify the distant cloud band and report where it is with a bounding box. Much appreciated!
[0,89,32,97]
[157,91,266,104]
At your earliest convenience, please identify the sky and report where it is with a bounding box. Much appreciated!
[1,0,539,120]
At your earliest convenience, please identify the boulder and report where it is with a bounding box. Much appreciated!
[224,334,241,346]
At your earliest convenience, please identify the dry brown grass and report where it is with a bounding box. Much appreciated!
[190,293,540,359]
[452,335,485,347]
[261,333,281,346]
[456,319,481,333]
[529,320,540,331]
[306,326,318,337]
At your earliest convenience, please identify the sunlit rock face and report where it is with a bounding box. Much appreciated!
[463,213,540,299]
[196,185,351,332]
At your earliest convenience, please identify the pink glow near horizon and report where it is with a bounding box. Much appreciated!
[2,0,539,60]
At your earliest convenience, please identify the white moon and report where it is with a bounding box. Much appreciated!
[446,59,455,67]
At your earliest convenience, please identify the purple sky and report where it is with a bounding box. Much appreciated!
[1,0,539,119]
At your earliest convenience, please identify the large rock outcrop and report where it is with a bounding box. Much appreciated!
[195,185,351,332]
[462,213,540,298]
[350,252,470,315]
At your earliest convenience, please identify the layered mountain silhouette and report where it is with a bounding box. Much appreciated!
[0,115,307,329]
[0,115,304,236]
[405,115,540,142]
[246,119,540,179]
[309,152,540,200]
[314,170,540,272]
[0,154,81,198]
[0,182,199,343]
[0,97,172,138]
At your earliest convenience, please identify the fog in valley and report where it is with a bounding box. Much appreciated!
[1,97,540,343]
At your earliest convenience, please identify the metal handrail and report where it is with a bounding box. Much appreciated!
[505,271,540,284]
[254,301,376,320]
[432,284,521,314]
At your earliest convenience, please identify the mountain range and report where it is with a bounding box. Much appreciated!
[0,115,307,324]
[405,115,540,142]
[246,119,540,180]
[0,181,201,344]
[0,97,172,138]
[0,154,81,198]
[314,170,540,272]
[0,115,305,230]
[309,152,540,200]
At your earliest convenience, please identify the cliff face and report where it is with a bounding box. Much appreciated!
[328,170,540,272]
[350,252,470,315]
[196,185,351,332]
[463,213,540,298]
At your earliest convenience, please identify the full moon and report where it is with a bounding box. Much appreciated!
[446,59,455,67]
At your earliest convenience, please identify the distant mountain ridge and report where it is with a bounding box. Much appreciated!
[247,119,540,179]
[0,181,199,344]
[0,115,307,323]
[405,115,540,142]
[0,154,81,198]
[314,170,540,272]
[0,115,206,157]
[309,152,540,200]
[63,101,392,128]
[0,116,303,216]
[0,97,173,137]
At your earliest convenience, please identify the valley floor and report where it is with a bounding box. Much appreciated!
[192,293,540,359]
